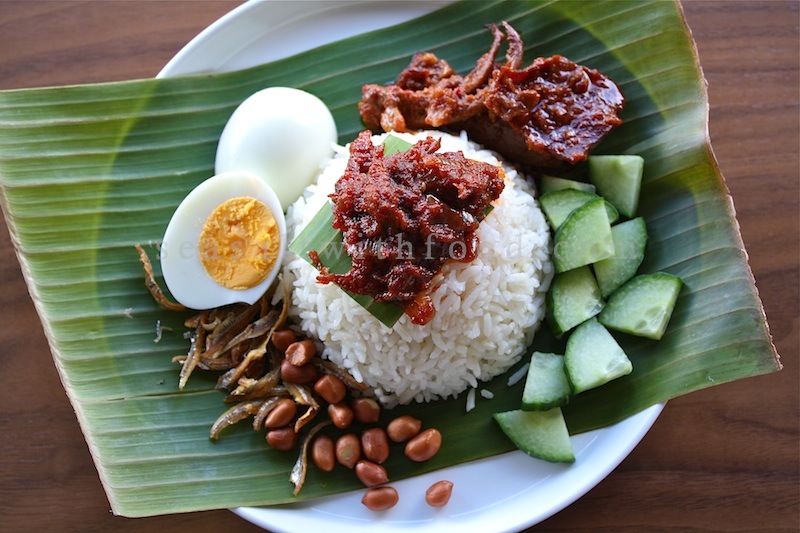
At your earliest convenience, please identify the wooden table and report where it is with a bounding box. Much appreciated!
[0,1,797,531]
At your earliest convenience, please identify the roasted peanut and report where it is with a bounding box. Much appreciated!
[285,339,317,366]
[425,480,454,507]
[351,397,381,424]
[361,486,399,511]
[271,329,297,353]
[355,460,389,487]
[266,427,297,451]
[263,398,297,429]
[335,433,361,469]
[327,402,354,429]
[311,435,335,472]
[361,428,390,464]
[386,415,422,443]
[404,428,442,462]
[280,358,318,385]
[314,374,347,404]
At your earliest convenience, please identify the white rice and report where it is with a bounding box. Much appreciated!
[283,131,553,407]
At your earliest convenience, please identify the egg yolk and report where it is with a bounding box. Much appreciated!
[198,197,280,290]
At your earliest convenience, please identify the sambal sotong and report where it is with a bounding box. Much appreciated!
[359,21,624,171]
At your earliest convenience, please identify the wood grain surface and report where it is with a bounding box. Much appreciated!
[0,1,797,531]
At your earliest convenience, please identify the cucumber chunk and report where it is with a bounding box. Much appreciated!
[599,272,683,340]
[594,217,648,298]
[553,198,615,273]
[540,189,619,230]
[546,266,605,336]
[565,318,632,394]
[539,175,596,194]
[493,408,575,463]
[588,155,644,218]
[522,352,571,411]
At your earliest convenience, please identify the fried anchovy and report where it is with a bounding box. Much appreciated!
[312,358,369,392]
[284,382,318,408]
[184,312,204,329]
[224,366,281,402]
[213,284,288,386]
[178,318,206,390]
[209,400,265,440]
[206,301,260,350]
[187,353,238,372]
[216,337,271,390]
[294,405,319,434]
[282,382,319,433]
[220,309,281,355]
[251,396,284,431]
[135,244,186,311]
[290,420,332,496]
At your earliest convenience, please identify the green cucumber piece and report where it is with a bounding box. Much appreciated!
[521,352,571,411]
[539,189,619,230]
[546,266,605,336]
[493,408,575,463]
[588,155,644,218]
[594,217,648,298]
[553,198,615,273]
[599,272,683,340]
[565,318,632,394]
[539,175,596,194]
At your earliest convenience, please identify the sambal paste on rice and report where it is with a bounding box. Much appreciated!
[312,130,505,325]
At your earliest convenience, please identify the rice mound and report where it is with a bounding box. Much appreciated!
[284,131,553,407]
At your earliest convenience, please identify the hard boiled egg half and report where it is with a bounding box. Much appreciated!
[160,171,286,310]
[215,87,337,210]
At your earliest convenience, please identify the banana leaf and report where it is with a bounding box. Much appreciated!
[0,0,780,518]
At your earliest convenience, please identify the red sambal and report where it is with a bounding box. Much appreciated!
[359,22,624,172]
[313,130,504,325]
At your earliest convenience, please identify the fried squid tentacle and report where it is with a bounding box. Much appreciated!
[460,22,506,93]
[500,21,524,70]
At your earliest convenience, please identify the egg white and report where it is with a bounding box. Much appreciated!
[160,171,286,310]
[215,87,337,211]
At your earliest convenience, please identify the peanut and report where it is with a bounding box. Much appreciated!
[335,433,361,469]
[271,329,297,353]
[361,486,399,511]
[285,339,316,366]
[327,402,354,429]
[425,480,454,507]
[355,460,389,488]
[280,358,318,385]
[386,415,422,443]
[351,397,381,424]
[262,398,297,429]
[404,428,442,462]
[314,374,347,404]
[311,435,335,472]
[361,428,390,464]
[266,427,297,451]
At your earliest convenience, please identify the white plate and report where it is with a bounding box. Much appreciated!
[159,1,664,531]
